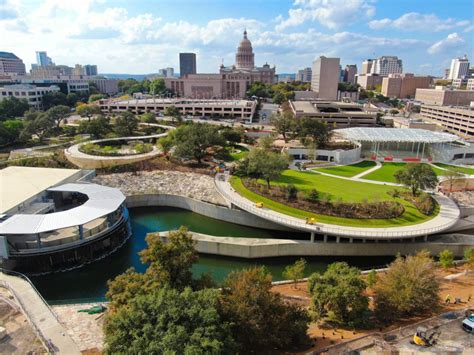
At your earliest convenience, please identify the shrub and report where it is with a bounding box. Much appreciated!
[439,249,454,269]
[306,189,319,202]
[285,184,298,201]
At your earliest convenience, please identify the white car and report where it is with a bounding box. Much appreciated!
[462,311,474,333]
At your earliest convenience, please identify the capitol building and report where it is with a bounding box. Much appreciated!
[165,30,276,99]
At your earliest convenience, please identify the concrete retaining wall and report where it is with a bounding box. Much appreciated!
[126,194,291,231]
[159,232,474,258]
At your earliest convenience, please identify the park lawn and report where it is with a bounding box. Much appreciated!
[363,162,445,183]
[228,145,249,161]
[434,163,474,175]
[312,161,376,178]
[230,171,439,227]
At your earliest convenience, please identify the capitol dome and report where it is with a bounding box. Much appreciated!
[235,30,255,69]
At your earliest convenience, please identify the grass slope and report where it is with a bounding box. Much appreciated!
[231,170,438,227]
[312,161,376,178]
[227,145,249,161]
[363,163,445,183]
[434,163,474,175]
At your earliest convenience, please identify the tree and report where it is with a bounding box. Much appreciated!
[45,105,70,129]
[219,267,309,352]
[283,258,306,288]
[464,247,474,269]
[42,91,68,110]
[247,81,272,98]
[298,117,332,148]
[238,148,289,188]
[0,96,30,121]
[0,119,24,146]
[20,111,54,143]
[77,104,101,121]
[104,286,236,354]
[389,109,399,116]
[88,94,106,103]
[394,164,438,196]
[149,78,166,95]
[445,169,463,193]
[270,112,295,142]
[173,123,226,164]
[272,91,286,105]
[374,251,439,323]
[367,269,378,288]
[106,227,201,311]
[308,262,369,327]
[66,93,79,107]
[114,111,139,136]
[140,112,156,124]
[158,131,175,158]
[139,227,198,290]
[79,115,111,138]
[164,105,182,123]
[220,127,243,145]
[439,249,454,269]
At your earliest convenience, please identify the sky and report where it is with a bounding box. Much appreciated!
[0,0,473,75]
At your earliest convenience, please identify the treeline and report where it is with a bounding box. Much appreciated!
[104,227,474,353]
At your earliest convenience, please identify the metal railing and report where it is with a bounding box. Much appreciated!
[215,174,460,239]
[0,268,58,353]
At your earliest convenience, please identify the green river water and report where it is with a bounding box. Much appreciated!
[30,207,392,304]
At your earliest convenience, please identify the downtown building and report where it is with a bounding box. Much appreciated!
[381,73,432,99]
[296,67,312,82]
[165,30,276,99]
[0,84,60,110]
[0,52,26,76]
[179,53,197,77]
[311,56,340,100]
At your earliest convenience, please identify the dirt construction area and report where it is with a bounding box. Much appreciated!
[0,287,45,354]
[271,265,474,354]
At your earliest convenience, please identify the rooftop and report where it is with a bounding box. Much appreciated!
[105,98,256,107]
[0,52,20,60]
[0,183,125,234]
[291,100,370,115]
[0,166,81,214]
[335,127,462,144]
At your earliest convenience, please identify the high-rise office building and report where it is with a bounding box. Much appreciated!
[36,51,53,67]
[370,56,403,76]
[343,65,357,84]
[179,53,197,77]
[311,56,340,100]
[296,67,312,82]
[361,59,373,74]
[84,64,98,76]
[165,67,174,77]
[0,52,26,75]
[448,56,470,80]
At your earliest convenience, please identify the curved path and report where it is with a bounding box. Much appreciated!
[65,124,174,169]
[215,174,460,240]
[0,271,81,354]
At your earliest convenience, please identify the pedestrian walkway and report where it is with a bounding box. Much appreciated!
[215,174,460,239]
[352,161,382,179]
[0,271,81,354]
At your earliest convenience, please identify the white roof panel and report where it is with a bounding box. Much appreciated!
[335,127,462,144]
[0,183,125,234]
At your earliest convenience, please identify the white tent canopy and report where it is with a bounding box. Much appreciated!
[0,183,125,234]
[335,127,462,144]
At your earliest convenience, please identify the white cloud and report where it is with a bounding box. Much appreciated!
[428,33,465,54]
[276,0,376,31]
[369,12,471,32]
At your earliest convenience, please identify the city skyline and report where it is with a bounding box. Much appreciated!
[0,0,473,75]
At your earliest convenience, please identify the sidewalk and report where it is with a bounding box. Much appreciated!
[0,272,81,354]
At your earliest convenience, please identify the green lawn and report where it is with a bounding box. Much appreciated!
[230,170,438,227]
[227,145,249,161]
[312,161,376,178]
[363,163,446,183]
[434,163,474,175]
